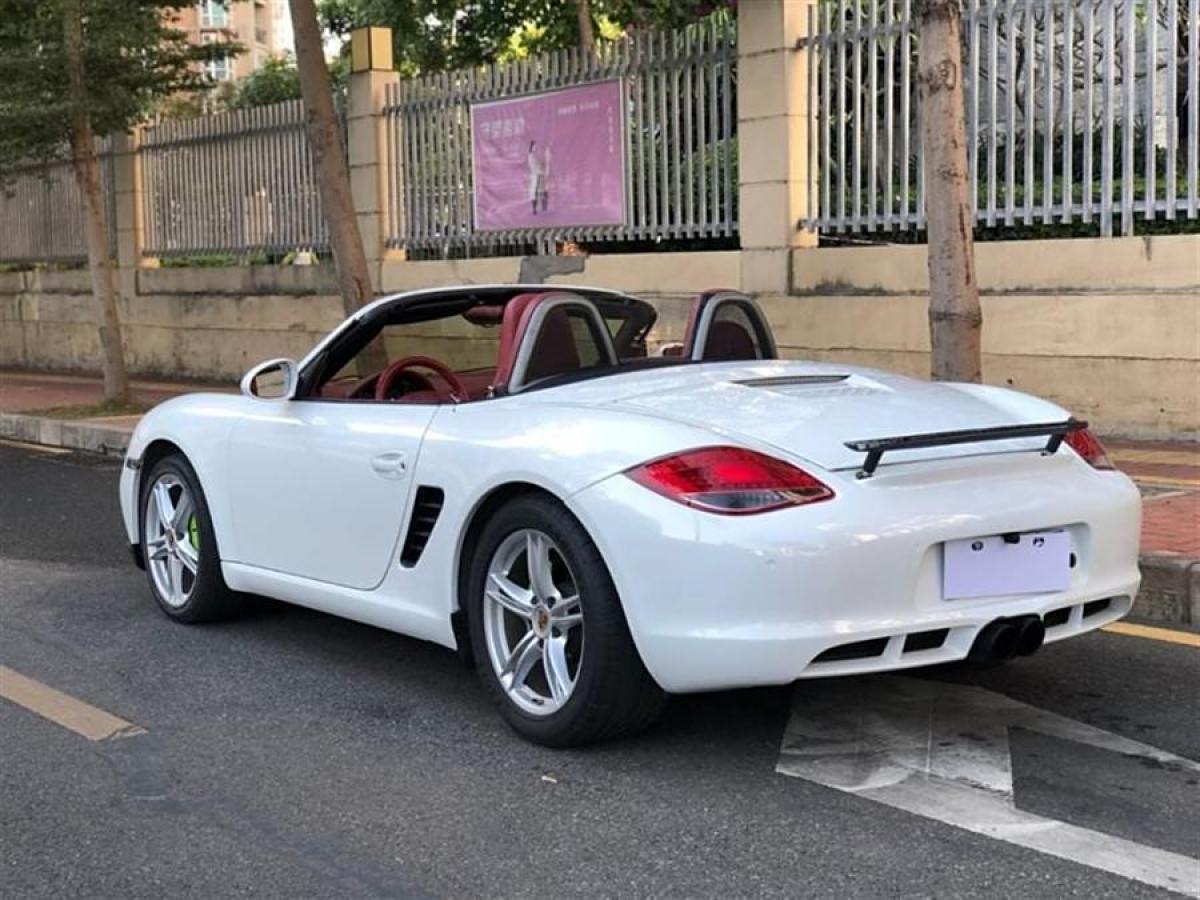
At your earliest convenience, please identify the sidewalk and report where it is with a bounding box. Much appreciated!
[2,369,1196,626]
[0,369,233,417]
[0,370,233,456]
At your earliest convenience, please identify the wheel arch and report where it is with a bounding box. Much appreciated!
[135,439,186,541]
[134,438,226,557]
[451,480,570,665]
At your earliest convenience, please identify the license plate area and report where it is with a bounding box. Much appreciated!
[942,530,1071,600]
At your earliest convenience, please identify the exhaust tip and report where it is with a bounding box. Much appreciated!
[968,615,1046,665]
[1014,616,1046,656]
[968,620,1019,664]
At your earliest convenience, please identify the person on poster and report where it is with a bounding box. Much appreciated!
[527,141,551,215]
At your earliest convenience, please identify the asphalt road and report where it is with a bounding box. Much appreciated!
[1,441,1197,899]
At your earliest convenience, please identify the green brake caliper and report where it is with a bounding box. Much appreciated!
[187,514,201,552]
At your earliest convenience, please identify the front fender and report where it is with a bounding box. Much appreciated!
[120,393,248,558]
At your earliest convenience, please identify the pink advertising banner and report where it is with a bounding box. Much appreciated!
[470,80,626,231]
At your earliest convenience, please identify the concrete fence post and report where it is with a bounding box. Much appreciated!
[110,128,147,308]
[736,0,818,297]
[347,27,401,291]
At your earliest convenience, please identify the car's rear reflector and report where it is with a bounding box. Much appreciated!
[626,446,834,515]
[1063,427,1114,470]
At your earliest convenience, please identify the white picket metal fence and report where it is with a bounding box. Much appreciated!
[805,0,1199,236]
[140,99,334,257]
[383,14,738,258]
[0,143,116,264]
[6,5,1198,266]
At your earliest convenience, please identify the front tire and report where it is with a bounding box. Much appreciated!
[467,495,666,747]
[139,453,244,623]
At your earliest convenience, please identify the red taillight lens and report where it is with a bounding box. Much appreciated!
[1064,428,1114,470]
[626,446,834,514]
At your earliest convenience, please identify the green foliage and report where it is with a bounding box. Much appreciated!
[231,56,303,109]
[0,0,239,168]
[227,55,349,110]
[317,0,734,76]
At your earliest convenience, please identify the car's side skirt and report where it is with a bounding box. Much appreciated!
[221,562,458,650]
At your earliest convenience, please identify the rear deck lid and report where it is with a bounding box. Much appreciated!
[607,364,1066,473]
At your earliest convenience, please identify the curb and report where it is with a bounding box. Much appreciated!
[0,412,131,457]
[2,411,1197,632]
[1129,554,1200,632]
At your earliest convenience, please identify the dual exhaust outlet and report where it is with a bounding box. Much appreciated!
[968,614,1046,664]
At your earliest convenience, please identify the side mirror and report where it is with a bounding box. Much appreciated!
[240,358,298,401]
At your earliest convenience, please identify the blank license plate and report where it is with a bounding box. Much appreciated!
[943,530,1071,600]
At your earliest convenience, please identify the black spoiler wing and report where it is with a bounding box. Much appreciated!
[844,418,1087,479]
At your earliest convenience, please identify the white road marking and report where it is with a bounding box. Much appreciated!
[777,676,1200,897]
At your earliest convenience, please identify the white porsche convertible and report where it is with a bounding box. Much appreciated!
[118,286,1141,745]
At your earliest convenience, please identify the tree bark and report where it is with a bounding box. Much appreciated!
[289,0,386,375]
[63,0,128,403]
[576,0,596,50]
[915,0,982,383]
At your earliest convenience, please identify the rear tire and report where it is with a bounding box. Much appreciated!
[139,453,244,623]
[467,495,666,747]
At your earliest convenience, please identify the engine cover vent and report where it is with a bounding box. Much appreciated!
[735,375,850,389]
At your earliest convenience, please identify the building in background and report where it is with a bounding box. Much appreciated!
[174,0,294,84]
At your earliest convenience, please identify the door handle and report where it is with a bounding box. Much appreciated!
[370,451,408,479]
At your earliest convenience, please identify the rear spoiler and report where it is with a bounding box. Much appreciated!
[844,418,1087,479]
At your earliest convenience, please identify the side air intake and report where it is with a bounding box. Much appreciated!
[399,487,444,568]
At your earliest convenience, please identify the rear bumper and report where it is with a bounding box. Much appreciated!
[571,451,1142,693]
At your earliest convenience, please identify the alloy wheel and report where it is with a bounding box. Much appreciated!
[145,473,200,608]
[482,528,584,716]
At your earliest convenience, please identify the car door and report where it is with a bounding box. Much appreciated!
[683,290,778,361]
[225,398,436,590]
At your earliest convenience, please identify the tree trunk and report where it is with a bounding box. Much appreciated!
[576,0,596,51]
[63,0,128,403]
[915,0,982,383]
[289,0,385,375]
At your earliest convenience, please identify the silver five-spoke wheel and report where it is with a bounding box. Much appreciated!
[482,528,584,716]
[145,473,200,608]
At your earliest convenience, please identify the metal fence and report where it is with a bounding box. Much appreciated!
[384,14,737,258]
[0,142,116,264]
[805,0,1200,236]
[140,99,331,257]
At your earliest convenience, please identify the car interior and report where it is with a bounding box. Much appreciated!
[298,286,775,405]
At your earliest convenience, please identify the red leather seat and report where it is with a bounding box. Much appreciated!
[492,292,549,390]
[490,291,617,392]
[525,308,581,382]
[455,368,498,401]
[680,290,766,362]
[703,320,758,361]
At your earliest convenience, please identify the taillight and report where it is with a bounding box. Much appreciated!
[1064,428,1114,470]
[626,446,834,514]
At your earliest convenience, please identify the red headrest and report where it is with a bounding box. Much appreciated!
[493,292,549,389]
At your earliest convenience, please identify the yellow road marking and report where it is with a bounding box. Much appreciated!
[0,438,69,455]
[1110,448,1199,466]
[0,666,146,742]
[1141,489,1191,502]
[1101,622,1200,648]
[1130,475,1200,488]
